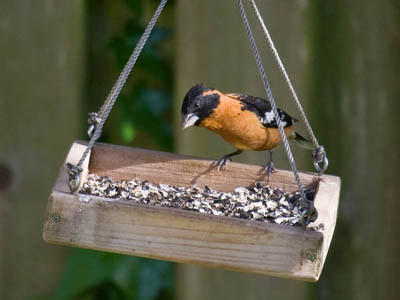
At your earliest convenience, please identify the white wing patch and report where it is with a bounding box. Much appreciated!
[228,92,297,128]
[264,111,275,123]
[260,109,294,127]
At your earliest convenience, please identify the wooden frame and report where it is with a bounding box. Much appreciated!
[43,141,340,282]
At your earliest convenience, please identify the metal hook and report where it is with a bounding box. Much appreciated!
[87,112,101,138]
[66,163,82,192]
[297,198,318,227]
[291,191,318,227]
[304,205,318,226]
[313,156,329,175]
[312,146,328,175]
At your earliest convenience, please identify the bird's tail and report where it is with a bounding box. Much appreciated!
[291,132,314,150]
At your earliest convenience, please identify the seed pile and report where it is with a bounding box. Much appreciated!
[80,174,316,226]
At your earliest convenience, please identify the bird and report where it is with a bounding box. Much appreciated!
[180,84,313,176]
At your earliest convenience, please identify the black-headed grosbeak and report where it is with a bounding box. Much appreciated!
[181,84,313,175]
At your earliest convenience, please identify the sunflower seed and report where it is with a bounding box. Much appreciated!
[79,174,316,226]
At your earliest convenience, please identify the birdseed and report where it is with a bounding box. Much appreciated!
[80,174,317,227]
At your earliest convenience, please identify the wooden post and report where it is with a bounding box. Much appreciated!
[308,1,400,299]
[0,1,84,298]
[175,0,312,298]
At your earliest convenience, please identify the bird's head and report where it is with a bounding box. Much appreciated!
[181,84,220,129]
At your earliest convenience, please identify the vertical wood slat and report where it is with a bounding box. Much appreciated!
[308,1,400,299]
[0,1,84,299]
[43,141,340,282]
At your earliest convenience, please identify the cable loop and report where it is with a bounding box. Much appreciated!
[66,0,168,193]
[303,203,318,226]
[237,0,310,225]
[66,163,83,192]
[87,112,101,138]
[248,0,329,175]
[238,0,325,226]
[292,189,318,226]
[312,146,328,175]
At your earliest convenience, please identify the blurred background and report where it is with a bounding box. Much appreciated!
[0,0,399,299]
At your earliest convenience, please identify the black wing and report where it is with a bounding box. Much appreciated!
[227,93,297,128]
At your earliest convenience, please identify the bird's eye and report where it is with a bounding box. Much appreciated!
[194,102,200,109]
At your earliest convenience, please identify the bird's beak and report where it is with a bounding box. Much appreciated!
[181,113,199,129]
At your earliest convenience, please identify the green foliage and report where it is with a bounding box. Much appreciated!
[108,0,173,150]
[120,119,136,143]
[49,250,174,300]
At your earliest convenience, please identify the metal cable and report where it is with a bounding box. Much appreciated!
[249,0,320,149]
[68,0,168,191]
[96,3,170,120]
[237,0,310,223]
[249,0,328,175]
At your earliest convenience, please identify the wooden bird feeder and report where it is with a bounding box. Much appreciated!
[43,141,340,282]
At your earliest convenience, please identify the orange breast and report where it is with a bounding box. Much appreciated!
[199,94,294,151]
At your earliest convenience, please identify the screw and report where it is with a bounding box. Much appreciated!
[51,212,61,223]
[307,252,316,262]
[0,164,13,191]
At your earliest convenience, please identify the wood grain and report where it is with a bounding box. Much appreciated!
[0,2,84,298]
[89,142,320,193]
[43,141,340,281]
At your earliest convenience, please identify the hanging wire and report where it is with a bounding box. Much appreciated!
[68,0,317,225]
[237,0,315,226]
[249,0,328,175]
[67,0,168,192]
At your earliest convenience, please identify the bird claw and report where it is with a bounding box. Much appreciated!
[264,160,276,178]
[215,156,232,171]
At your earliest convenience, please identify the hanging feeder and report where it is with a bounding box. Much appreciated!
[44,141,340,282]
[43,0,340,282]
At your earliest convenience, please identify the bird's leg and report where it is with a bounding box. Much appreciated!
[215,150,243,171]
[264,150,276,177]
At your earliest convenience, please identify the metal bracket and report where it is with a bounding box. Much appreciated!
[312,146,328,175]
[295,189,318,227]
[66,163,83,192]
[87,112,102,138]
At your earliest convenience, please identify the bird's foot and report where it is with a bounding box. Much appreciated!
[264,160,276,178]
[215,156,232,171]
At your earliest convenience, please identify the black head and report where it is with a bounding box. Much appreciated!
[181,84,220,129]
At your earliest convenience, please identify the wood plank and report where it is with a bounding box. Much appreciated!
[44,141,340,282]
[310,175,341,278]
[44,191,323,281]
[89,142,320,193]
[0,2,85,299]
[308,1,400,298]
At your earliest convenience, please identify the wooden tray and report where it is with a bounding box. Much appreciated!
[43,141,340,282]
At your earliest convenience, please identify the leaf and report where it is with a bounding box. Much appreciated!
[137,89,171,115]
[123,0,143,14]
[137,260,174,300]
[121,120,136,143]
[52,250,123,300]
